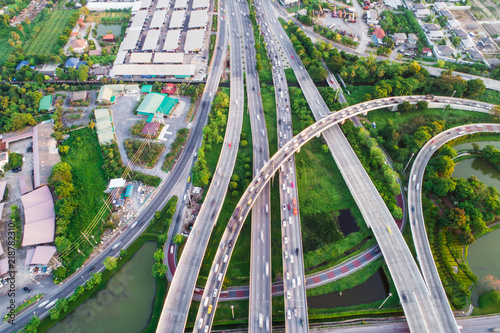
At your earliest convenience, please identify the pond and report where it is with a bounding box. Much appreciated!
[49,242,158,333]
[307,268,389,309]
[337,209,360,236]
[96,24,122,38]
[452,142,500,306]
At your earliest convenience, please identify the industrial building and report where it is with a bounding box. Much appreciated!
[164,29,182,51]
[188,9,208,29]
[137,92,179,117]
[95,108,116,145]
[192,0,208,9]
[170,10,186,29]
[185,29,206,52]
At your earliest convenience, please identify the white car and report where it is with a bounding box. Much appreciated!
[283,204,286,210]
[283,220,287,227]
[290,255,294,263]
[285,250,289,259]
[284,237,288,244]
[288,217,292,224]
[286,271,290,280]
[287,290,291,299]
[213,288,218,297]
[287,309,291,320]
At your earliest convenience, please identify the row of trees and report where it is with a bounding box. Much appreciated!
[284,21,328,82]
[50,162,78,254]
[341,121,403,220]
[192,91,230,188]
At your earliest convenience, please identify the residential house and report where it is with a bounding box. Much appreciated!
[70,91,89,105]
[412,3,426,10]
[372,28,386,45]
[415,8,430,18]
[477,37,496,51]
[392,33,407,46]
[65,58,80,68]
[439,10,454,18]
[0,153,8,172]
[469,50,486,62]
[103,34,115,42]
[89,49,101,56]
[93,67,109,78]
[436,45,454,57]
[76,61,87,70]
[427,30,445,40]
[366,9,379,26]
[433,2,447,12]
[69,39,88,54]
[460,37,476,52]
[446,19,461,30]
[452,29,468,39]
[40,64,58,77]
[407,33,418,49]
[423,23,440,32]
[15,61,33,71]
[422,47,433,56]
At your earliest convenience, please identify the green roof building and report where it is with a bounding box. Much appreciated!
[94,108,115,144]
[137,93,178,117]
[39,95,53,112]
[141,85,153,94]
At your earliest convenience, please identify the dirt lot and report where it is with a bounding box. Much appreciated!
[470,0,500,21]
[450,9,488,40]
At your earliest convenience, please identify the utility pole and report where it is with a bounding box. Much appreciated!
[403,153,415,174]
[379,293,392,309]
[81,231,96,249]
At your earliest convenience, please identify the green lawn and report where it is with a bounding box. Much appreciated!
[345,85,373,105]
[60,128,109,272]
[284,68,298,84]
[23,10,77,56]
[473,291,500,315]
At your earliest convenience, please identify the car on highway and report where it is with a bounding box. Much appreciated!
[284,236,288,244]
[198,318,204,329]
[228,142,231,148]
[291,55,294,59]
[228,240,233,248]
[282,204,286,210]
[292,198,296,206]
[247,198,253,205]
[282,219,287,227]
[290,255,294,263]
[213,288,218,297]
[204,326,209,333]
[223,254,228,263]
[208,304,213,314]
[293,207,297,215]
[204,297,209,307]
[285,250,288,259]
[23,287,32,293]
[288,216,292,224]
[286,271,290,280]
[287,203,291,210]
[218,273,223,281]
[287,290,291,299]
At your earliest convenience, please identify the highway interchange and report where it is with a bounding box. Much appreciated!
[5,1,500,332]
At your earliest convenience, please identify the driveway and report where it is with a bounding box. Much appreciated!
[110,95,192,178]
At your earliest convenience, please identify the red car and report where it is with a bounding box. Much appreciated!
[229,142,232,148]
[291,55,294,59]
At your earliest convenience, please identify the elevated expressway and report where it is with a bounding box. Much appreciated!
[156,0,247,331]
[408,123,500,322]
[254,0,310,331]
[195,95,493,333]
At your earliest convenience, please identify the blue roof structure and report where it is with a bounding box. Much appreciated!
[76,61,87,69]
[16,61,30,71]
[65,58,79,68]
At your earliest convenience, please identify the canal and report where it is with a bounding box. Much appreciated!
[49,242,158,333]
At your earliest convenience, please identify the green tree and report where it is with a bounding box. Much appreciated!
[416,100,428,110]
[49,162,73,185]
[398,101,413,113]
[152,262,167,278]
[440,208,467,229]
[154,248,164,262]
[173,233,185,245]
[103,256,118,271]
[466,79,486,97]
[321,144,329,153]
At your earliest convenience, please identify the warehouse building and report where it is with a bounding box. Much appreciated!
[163,29,182,51]
[130,52,154,63]
[140,0,152,10]
[188,9,208,29]
[154,53,184,63]
[150,10,167,29]
[185,29,205,52]
[95,108,116,144]
[143,29,161,51]
[156,0,170,9]
[21,186,55,247]
[137,92,179,117]
[192,0,208,9]
[174,0,188,9]
[170,10,186,29]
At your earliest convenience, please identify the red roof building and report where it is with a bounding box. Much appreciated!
[103,34,115,42]
[372,28,386,44]
[141,122,160,137]
[165,83,176,95]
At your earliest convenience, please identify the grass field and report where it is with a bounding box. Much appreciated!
[60,128,109,272]
[23,10,77,56]
[88,11,130,24]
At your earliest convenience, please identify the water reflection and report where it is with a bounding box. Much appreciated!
[307,268,389,309]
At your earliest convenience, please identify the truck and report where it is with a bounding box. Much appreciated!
[233,206,241,218]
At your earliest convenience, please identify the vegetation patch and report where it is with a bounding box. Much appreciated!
[124,138,165,168]
[162,128,188,172]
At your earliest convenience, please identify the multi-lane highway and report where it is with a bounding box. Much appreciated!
[408,123,500,330]
[190,93,493,333]
[255,0,310,331]
[156,0,247,331]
